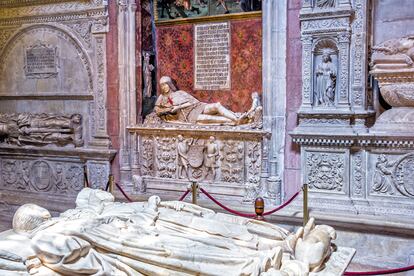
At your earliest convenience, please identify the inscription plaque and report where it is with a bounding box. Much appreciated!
[24,43,58,79]
[194,22,230,90]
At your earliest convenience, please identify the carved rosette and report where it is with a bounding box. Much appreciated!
[220,140,244,183]
[306,152,344,192]
[155,137,177,178]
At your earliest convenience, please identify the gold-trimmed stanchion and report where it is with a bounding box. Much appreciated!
[254,197,265,221]
[108,175,114,194]
[303,183,309,227]
[191,181,199,205]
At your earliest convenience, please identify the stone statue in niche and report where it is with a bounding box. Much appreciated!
[315,51,337,107]
[177,135,193,179]
[0,113,83,147]
[204,136,220,181]
[154,76,253,126]
[0,188,350,275]
[143,51,155,98]
[315,0,336,8]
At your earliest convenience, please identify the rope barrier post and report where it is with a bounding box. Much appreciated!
[303,183,309,227]
[84,165,89,188]
[108,175,114,194]
[191,181,198,205]
[254,197,265,220]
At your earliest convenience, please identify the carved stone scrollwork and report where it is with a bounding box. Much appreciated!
[352,152,363,197]
[244,141,262,202]
[220,140,243,183]
[141,137,154,176]
[155,137,177,178]
[307,152,344,191]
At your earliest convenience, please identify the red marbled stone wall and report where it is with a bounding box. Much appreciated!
[284,0,302,197]
[107,0,120,181]
[156,18,262,112]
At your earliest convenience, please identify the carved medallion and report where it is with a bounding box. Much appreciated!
[30,161,52,191]
[393,154,414,198]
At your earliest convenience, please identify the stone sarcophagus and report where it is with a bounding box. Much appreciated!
[128,76,268,203]
[128,124,268,203]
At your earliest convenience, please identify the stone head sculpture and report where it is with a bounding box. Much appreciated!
[159,76,177,94]
[12,204,51,234]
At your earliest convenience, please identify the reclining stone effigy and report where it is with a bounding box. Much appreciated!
[0,188,354,275]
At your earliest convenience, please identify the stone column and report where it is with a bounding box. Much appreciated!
[118,0,137,184]
[262,0,288,204]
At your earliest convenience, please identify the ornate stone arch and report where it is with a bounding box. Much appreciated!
[0,23,94,92]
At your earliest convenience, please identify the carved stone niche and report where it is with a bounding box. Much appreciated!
[128,125,269,204]
[370,35,414,135]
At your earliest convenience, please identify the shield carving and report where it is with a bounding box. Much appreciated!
[30,161,51,191]
[188,145,204,168]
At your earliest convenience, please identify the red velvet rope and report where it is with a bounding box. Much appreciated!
[344,264,414,275]
[263,190,301,216]
[200,188,256,218]
[200,188,301,218]
[178,189,190,201]
[115,183,133,202]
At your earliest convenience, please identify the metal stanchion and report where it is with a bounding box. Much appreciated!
[191,181,198,205]
[254,197,265,221]
[303,183,309,227]
[84,165,89,188]
[109,174,114,194]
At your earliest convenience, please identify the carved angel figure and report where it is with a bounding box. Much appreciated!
[372,154,396,194]
[0,188,342,275]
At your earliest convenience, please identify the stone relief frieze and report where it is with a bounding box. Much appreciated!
[301,18,348,34]
[371,154,396,196]
[0,1,106,19]
[0,113,83,148]
[306,152,344,192]
[350,0,365,107]
[300,118,348,126]
[1,158,84,194]
[155,137,177,179]
[220,140,243,183]
[95,36,106,133]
